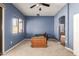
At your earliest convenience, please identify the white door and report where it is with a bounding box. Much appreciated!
[73,14,79,56]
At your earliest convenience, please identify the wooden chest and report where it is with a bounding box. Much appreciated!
[31,36,47,48]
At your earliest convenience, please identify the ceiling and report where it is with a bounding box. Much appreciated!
[13,3,66,16]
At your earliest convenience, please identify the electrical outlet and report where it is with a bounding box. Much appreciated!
[10,41,13,45]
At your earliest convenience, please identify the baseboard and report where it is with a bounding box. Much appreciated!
[3,39,28,55]
[65,47,73,53]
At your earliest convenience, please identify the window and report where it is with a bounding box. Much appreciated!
[22,20,24,32]
[12,18,18,34]
[12,17,24,34]
[19,18,23,33]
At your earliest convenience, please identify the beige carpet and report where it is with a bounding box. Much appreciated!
[3,39,74,56]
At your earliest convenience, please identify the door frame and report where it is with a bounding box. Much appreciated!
[0,4,5,54]
[58,16,65,46]
[73,13,79,56]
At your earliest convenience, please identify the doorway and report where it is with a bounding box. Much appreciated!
[59,16,65,46]
[73,14,79,55]
[0,7,2,55]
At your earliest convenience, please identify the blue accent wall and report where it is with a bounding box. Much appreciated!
[54,4,70,48]
[25,16,54,39]
[54,4,79,49]
[4,4,26,51]
[68,3,79,49]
